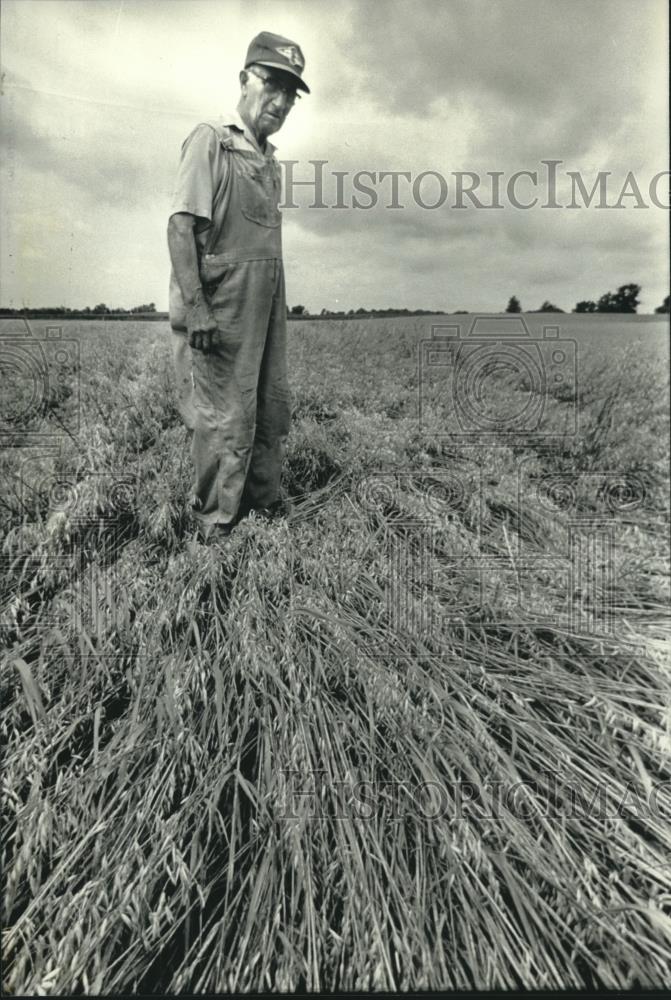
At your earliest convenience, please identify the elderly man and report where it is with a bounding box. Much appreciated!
[167,31,309,539]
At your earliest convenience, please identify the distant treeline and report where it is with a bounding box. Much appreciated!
[0,305,448,322]
[0,307,168,321]
[0,306,444,322]
[0,303,164,319]
[2,287,668,322]
[288,307,447,320]
[0,304,445,322]
[506,286,669,316]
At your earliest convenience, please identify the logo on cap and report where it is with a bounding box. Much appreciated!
[275,44,304,70]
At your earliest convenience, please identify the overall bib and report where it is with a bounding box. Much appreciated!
[172,121,291,527]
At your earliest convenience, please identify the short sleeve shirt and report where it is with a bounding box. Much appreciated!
[170,123,227,251]
[168,111,277,326]
[169,111,276,247]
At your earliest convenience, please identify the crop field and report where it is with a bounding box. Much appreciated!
[1,312,670,992]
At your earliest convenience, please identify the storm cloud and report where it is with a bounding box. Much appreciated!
[1,0,668,312]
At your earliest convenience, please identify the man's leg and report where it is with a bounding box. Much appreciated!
[172,324,247,525]
[189,357,254,524]
[190,260,277,527]
[239,261,292,515]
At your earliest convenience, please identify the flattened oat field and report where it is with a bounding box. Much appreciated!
[1,313,670,992]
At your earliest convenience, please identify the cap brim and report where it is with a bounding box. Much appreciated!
[248,60,310,93]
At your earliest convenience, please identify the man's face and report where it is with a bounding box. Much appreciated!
[239,65,299,140]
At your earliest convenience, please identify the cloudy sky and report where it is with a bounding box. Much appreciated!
[1,0,668,313]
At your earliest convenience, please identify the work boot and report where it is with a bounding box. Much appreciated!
[208,523,234,541]
[253,498,294,522]
[188,521,234,550]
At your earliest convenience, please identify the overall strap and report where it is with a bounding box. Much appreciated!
[200,120,237,256]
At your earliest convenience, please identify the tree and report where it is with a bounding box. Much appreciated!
[596,283,641,313]
[289,304,308,316]
[537,301,564,313]
[655,295,670,314]
[506,296,522,313]
[614,283,641,313]
[574,300,597,313]
[92,303,109,314]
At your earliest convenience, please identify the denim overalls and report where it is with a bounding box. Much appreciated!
[171,119,291,527]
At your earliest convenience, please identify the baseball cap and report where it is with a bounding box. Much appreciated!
[245,31,310,93]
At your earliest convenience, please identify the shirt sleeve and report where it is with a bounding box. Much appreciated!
[169,124,224,222]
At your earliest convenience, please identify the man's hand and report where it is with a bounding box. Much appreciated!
[187,292,218,353]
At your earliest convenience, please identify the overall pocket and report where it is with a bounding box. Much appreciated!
[200,256,230,298]
[200,261,245,337]
[235,151,281,228]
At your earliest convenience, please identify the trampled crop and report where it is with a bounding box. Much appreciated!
[1,315,670,992]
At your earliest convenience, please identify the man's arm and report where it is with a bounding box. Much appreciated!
[167,212,218,353]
